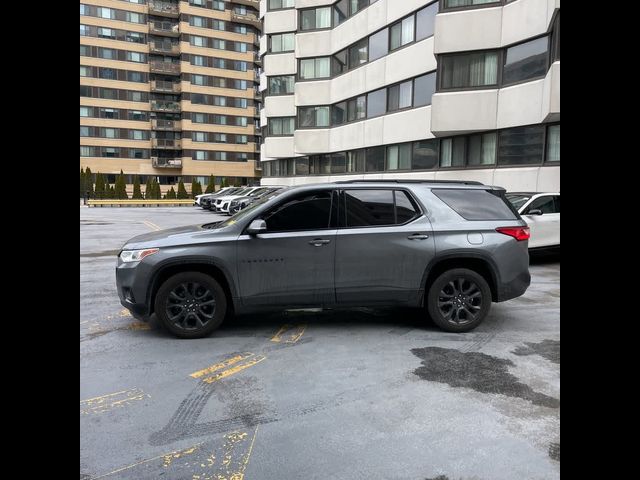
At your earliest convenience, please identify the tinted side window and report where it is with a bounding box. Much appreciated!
[395,191,420,223]
[345,190,395,227]
[525,196,556,214]
[553,195,560,213]
[264,191,332,232]
[433,189,518,221]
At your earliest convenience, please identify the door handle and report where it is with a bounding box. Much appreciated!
[407,234,429,240]
[308,238,331,247]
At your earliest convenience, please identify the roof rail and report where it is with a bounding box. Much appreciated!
[333,179,484,185]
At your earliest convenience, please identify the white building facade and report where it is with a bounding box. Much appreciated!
[258,0,559,191]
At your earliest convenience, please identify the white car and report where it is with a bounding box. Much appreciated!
[506,192,560,249]
[194,186,236,206]
[211,187,266,213]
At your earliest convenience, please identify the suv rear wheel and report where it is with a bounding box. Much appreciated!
[154,272,227,339]
[427,268,491,332]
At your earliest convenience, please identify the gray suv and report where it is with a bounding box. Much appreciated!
[116,181,530,338]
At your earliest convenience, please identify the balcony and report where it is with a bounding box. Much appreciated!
[149,41,180,56]
[151,119,182,131]
[150,79,181,93]
[231,0,260,9]
[152,139,182,149]
[150,100,181,113]
[149,61,181,75]
[152,157,183,169]
[148,21,180,37]
[148,1,180,19]
[231,12,261,30]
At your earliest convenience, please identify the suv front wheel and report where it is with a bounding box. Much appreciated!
[427,268,491,332]
[154,272,227,339]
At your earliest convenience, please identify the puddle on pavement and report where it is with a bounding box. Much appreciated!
[512,339,560,364]
[410,347,559,408]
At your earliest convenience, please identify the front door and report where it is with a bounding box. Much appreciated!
[334,189,436,306]
[236,189,337,307]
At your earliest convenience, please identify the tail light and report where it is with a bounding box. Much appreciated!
[496,226,530,241]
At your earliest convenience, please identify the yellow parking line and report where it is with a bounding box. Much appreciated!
[190,352,255,379]
[142,220,161,231]
[91,443,204,479]
[271,324,307,344]
[201,356,266,384]
[80,387,148,415]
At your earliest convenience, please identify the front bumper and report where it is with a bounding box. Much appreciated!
[116,260,154,320]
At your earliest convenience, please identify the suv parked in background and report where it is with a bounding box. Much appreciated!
[228,187,284,215]
[117,181,530,338]
[506,192,560,249]
[194,187,235,206]
[210,186,263,213]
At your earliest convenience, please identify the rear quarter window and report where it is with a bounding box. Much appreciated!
[432,189,518,220]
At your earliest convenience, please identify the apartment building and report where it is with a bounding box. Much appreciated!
[80,0,263,194]
[258,0,560,192]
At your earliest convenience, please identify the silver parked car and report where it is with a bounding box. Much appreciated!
[117,181,531,338]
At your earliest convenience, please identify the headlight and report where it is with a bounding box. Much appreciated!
[230,200,238,206]
[119,248,159,263]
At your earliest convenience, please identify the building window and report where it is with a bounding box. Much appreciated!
[390,15,415,51]
[127,71,144,83]
[502,36,549,86]
[126,12,142,23]
[103,108,118,119]
[366,88,386,118]
[103,147,119,158]
[80,106,91,117]
[236,117,248,126]
[129,91,143,102]
[413,139,439,170]
[498,125,545,165]
[416,2,438,41]
[334,0,348,25]
[346,150,365,172]
[365,146,385,172]
[191,55,206,66]
[191,36,206,47]
[348,39,368,68]
[80,85,91,97]
[189,16,206,27]
[213,152,228,161]
[193,132,207,142]
[192,113,206,123]
[101,88,117,100]
[440,137,466,167]
[347,95,366,122]
[350,0,369,16]
[299,58,331,80]
[80,146,95,157]
[269,0,295,10]
[98,27,115,39]
[126,32,145,43]
[98,7,115,19]
[551,13,560,61]
[99,68,116,80]
[80,66,90,77]
[270,33,295,53]
[368,28,388,62]
[130,130,146,140]
[387,80,413,112]
[130,149,146,159]
[80,45,90,56]
[387,143,412,170]
[300,7,332,31]
[126,52,145,63]
[546,125,560,162]
[332,102,347,125]
[468,132,496,166]
[298,106,330,128]
[99,48,116,60]
[268,76,295,95]
[129,110,145,121]
[413,72,436,107]
[194,151,207,160]
[269,117,295,136]
[213,0,225,10]
[102,128,117,139]
[439,51,499,89]
[443,0,501,9]
[80,126,90,137]
[332,50,348,76]
[192,74,206,86]
[235,42,247,53]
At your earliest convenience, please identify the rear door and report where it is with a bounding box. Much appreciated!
[522,195,560,248]
[334,188,435,306]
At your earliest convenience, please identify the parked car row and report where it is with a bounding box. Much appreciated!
[195,186,285,215]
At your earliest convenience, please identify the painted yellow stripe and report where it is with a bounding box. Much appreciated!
[80,387,148,415]
[90,443,204,479]
[81,390,129,404]
[190,352,255,379]
[271,324,307,344]
[142,220,161,231]
[201,355,266,384]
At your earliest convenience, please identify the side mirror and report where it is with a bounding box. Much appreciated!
[527,209,543,216]
[247,219,267,235]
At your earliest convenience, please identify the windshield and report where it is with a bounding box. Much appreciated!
[203,188,289,229]
[505,194,532,210]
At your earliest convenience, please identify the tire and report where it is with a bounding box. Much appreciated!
[154,272,227,339]
[426,268,491,333]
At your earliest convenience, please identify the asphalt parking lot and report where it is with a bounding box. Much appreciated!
[80,205,560,480]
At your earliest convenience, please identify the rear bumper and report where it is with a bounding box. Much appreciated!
[496,270,531,302]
